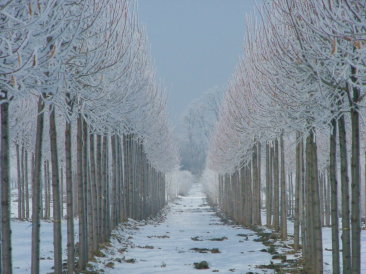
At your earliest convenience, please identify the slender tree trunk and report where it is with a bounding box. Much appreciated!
[300,139,306,258]
[330,119,340,274]
[294,133,301,250]
[103,134,110,239]
[127,136,133,218]
[77,115,87,270]
[73,170,78,218]
[273,139,280,230]
[280,133,287,239]
[84,122,93,259]
[309,131,323,273]
[269,144,274,226]
[111,135,117,227]
[82,119,89,258]
[44,161,50,219]
[323,173,330,227]
[90,134,98,252]
[25,150,30,219]
[120,135,125,220]
[245,163,253,225]
[44,161,47,218]
[304,133,314,273]
[252,142,260,225]
[320,173,325,227]
[20,147,25,219]
[290,174,294,217]
[31,97,45,274]
[338,114,351,273]
[266,144,271,226]
[233,171,239,222]
[257,142,261,225]
[350,67,361,273]
[41,160,49,219]
[1,100,12,274]
[65,120,74,274]
[60,166,64,218]
[49,106,62,274]
[132,139,137,219]
[117,137,122,220]
[96,135,102,242]
[123,135,129,219]
[16,144,22,219]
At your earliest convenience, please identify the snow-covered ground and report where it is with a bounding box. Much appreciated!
[262,212,366,273]
[11,181,366,273]
[12,219,78,273]
[89,183,274,273]
[11,185,78,274]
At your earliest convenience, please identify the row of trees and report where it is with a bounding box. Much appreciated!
[1,1,178,273]
[206,1,365,273]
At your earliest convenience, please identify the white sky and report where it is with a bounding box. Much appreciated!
[137,0,258,125]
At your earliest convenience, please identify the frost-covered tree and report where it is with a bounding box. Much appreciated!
[180,87,223,175]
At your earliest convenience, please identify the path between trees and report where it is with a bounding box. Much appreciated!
[90,183,274,273]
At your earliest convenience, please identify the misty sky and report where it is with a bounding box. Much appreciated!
[137,0,258,126]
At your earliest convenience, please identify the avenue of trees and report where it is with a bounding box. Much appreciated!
[206,1,366,273]
[1,1,178,273]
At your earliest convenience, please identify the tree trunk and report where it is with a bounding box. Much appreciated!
[111,135,118,227]
[280,133,287,239]
[252,142,260,225]
[245,163,253,225]
[304,133,313,272]
[324,173,331,226]
[44,161,48,219]
[44,160,50,219]
[350,94,361,274]
[31,97,45,274]
[329,119,340,274]
[300,138,306,258]
[294,133,301,250]
[16,143,22,219]
[309,131,323,273]
[122,135,128,220]
[60,166,64,218]
[21,147,25,219]
[65,120,74,274]
[102,134,110,239]
[49,106,62,274]
[320,173,324,226]
[25,150,30,219]
[90,134,98,252]
[77,115,87,270]
[84,122,93,259]
[1,100,12,274]
[338,114,351,273]
[288,174,292,218]
[96,135,103,242]
[117,136,123,221]
[273,139,280,230]
[265,144,271,226]
[257,142,261,225]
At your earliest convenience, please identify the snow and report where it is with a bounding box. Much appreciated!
[12,217,78,273]
[321,226,366,273]
[90,183,274,273]
[10,182,366,273]
[262,212,366,273]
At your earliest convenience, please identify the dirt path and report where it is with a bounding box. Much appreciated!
[90,183,273,273]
